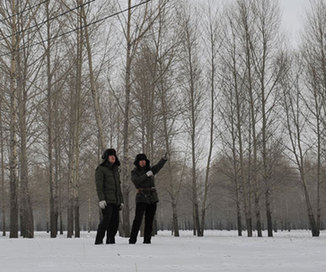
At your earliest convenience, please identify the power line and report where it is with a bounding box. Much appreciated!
[85,0,152,29]
[0,0,50,23]
[0,0,153,58]
[0,0,96,42]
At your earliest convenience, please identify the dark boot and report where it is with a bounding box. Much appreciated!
[106,237,115,244]
[95,232,104,244]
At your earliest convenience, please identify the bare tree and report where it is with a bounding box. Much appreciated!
[300,0,326,236]
[282,54,320,236]
[0,92,6,236]
[118,0,169,236]
[177,2,203,236]
[218,1,253,237]
[0,0,20,238]
[249,0,284,237]
[237,0,263,237]
[131,0,182,236]
[80,0,106,152]
[67,1,84,238]
[200,1,220,236]
[44,0,58,238]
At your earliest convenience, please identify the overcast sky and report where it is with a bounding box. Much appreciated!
[279,0,310,46]
[193,0,312,48]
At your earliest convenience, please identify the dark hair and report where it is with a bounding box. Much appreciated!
[134,153,150,169]
[101,148,120,166]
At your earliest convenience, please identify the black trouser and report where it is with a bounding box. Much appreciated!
[129,202,157,244]
[95,204,119,244]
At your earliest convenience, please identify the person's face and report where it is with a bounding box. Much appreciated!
[139,160,146,168]
[108,155,116,164]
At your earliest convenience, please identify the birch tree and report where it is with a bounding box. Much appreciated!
[0,0,20,238]
[118,0,169,236]
[177,2,203,236]
[0,93,6,236]
[218,2,253,237]
[250,0,284,237]
[282,54,320,236]
[200,1,220,236]
[131,0,182,235]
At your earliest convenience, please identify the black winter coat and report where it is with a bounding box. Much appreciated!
[131,158,167,204]
[95,161,123,205]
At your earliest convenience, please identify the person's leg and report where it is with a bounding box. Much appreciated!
[129,203,146,244]
[106,205,119,244]
[143,203,157,244]
[95,204,113,245]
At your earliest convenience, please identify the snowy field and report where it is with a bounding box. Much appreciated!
[1,230,326,272]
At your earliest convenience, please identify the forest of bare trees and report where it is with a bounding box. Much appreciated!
[1,0,326,239]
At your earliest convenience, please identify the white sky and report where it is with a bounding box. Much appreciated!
[193,0,312,48]
[279,0,310,47]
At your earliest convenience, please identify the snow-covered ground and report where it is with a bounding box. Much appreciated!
[1,230,325,272]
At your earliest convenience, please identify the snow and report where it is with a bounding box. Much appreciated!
[1,230,325,272]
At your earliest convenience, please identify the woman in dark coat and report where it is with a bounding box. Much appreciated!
[94,148,123,245]
[129,153,167,244]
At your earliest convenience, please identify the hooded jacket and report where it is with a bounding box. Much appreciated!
[131,154,167,204]
[95,149,123,205]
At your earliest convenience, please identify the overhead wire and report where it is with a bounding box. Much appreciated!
[0,0,96,42]
[0,0,50,23]
[0,0,154,58]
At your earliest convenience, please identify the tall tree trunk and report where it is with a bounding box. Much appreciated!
[283,78,319,237]
[17,54,34,238]
[316,98,321,237]
[227,17,250,237]
[120,0,133,237]
[9,0,19,238]
[46,1,58,238]
[80,1,106,152]
[72,0,83,238]
[261,39,272,237]
[160,82,180,237]
[179,9,202,236]
[67,121,74,238]
[229,102,242,237]
[74,9,83,237]
[236,88,250,237]
[67,79,75,238]
[190,87,200,237]
[244,13,262,237]
[88,197,91,232]
[0,97,6,236]
[265,189,272,236]
[54,88,62,235]
[200,13,216,236]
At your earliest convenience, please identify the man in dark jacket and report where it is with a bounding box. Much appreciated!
[129,153,167,244]
[95,148,123,245]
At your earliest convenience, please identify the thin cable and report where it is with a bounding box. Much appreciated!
[87,0,152,28]
[0,0,96,42]
[0,0,153,58]
[0,0,50,23]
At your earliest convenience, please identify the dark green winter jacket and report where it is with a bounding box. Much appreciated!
[131,158,167,204]
[95,161,123,205]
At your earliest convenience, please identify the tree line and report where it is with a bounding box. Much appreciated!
[0,0,326,239]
